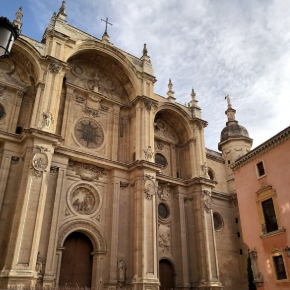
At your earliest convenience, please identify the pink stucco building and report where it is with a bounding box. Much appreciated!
[232,126,290,289]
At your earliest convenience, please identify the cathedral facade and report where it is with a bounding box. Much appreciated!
[0,3,252,290]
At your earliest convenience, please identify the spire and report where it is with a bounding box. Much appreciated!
[224,95,238,126]
[140,43,151,62]
[166,79,175,102]
[13,6,23,33]
[190,88,199,107]
[57,1,67,20]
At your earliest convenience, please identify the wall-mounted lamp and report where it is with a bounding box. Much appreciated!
[0,17,19,59]
[285,246,290,258]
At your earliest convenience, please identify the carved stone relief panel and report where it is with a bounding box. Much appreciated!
[202,190,212,213]
[154,118,178,143]
[66,59,130,103]
[158,224,171,254]
[144,179,156,200]
[157,184,172,201]
[68,183,101,216]
[31,145,49,178]
[69,161,106,181]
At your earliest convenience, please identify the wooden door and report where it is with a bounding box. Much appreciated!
[59,232,93,287]
[159,260,174,290]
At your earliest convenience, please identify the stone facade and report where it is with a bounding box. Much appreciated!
[0,4,249,290]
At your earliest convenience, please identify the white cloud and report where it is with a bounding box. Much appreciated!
[25,0,290,150]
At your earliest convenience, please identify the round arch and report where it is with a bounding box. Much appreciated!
[65,42,140,100]
[57,220,107,253]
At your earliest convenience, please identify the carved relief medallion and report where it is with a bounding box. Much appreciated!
[70,183,100,215]
[75,119,104,148]
[31,146,49,178]
[144,179,156,200]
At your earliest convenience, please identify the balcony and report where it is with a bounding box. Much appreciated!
[262,220,278,234]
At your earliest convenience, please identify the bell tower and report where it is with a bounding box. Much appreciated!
[218,96,253,192]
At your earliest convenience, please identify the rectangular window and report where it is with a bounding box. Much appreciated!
[262,198,278,233]
[273,255,287,280]
[257,161,265,177]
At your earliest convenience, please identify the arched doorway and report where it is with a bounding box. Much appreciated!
[59,231,93,287]
[159,259,174,290]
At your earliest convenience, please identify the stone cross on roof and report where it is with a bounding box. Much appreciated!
[101,17,112,34]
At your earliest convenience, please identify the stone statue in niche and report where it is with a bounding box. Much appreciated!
[71,187,96,215]
[35,252,43,274]
[202,162,210,179]
[143,146,154,160]
[117,259,126,283]
[43,111,54,129]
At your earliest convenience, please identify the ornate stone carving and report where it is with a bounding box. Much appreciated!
[144,100,153,111]
[100,104,109,111]
[75,119,104,148]
[0,86,4,96]
[154,118,178,142]
[157,140,164,150]
[157,184,171,201]
[144,180,156,200]
[17,91,24,98]
[71,161,106,181]
[85,106,99,118]
[11,156,19,164]
[202,162,210,179]
[143,146,154,160]
[31,146,49,178]
[43,111,54,129]
[35,252,43,274]
[249,248,264,287]
[202,190,212,213]
[144,174,155,181]
[120,181,129,189]
[50,166,59,173]
[117,259,126,283]
[70,183,99,215]
[159,225,170,253]
[76,95,86,103]
[57,220,106,252]
[49,61,62,74]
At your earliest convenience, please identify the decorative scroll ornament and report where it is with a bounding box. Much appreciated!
[31,146,49,178]
[202,190,212,213]
[144,174,155,181]
[144,100,153,111]
[120,181,129,189]
[49,61,62,74]
[143,146,154,160]
[157,141,164,150]
[43,111,54,129]
[76,95,86,103]
[100,104,109,111]
[70,183,100,215]
[157,184,171,201]
[85,106,99,118]
[117,259,126,283]
[71,161,106,181]
[144,179,156,200]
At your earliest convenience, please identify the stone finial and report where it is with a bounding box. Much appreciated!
[59,1,66,14]
[166,79,175,102]
[190,88,199,107]
[143,44,148,57]
[225,94,232,108]
[225,95,238,126]
[13,6,23,33]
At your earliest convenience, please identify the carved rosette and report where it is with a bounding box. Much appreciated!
[31,146,49,178]
[157,184,171,201]
[202,190,212,213]
[69,183,100,216]
[157,140,164,150]
[49,61,62,74]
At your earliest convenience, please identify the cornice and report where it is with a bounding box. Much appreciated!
[231,126,290,171]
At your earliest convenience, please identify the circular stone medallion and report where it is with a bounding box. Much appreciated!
[70,183,100,215]
[75,119,104,148]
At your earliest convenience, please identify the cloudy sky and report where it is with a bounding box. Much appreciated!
[3,0,290,151]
